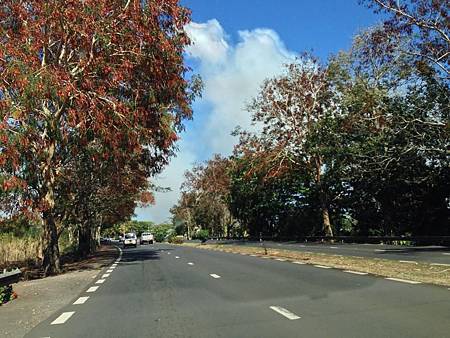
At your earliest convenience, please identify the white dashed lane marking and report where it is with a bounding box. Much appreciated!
[431,263,450,267]
[399,260,418,264]
[102,273,110,278]
[275,258,286,262]
[385,277,421,284]
[269,306,301,320]
[344,270,368,275]
[51,312,75,325]
[187,262,194,266]
[73,296,89,305]
[107,269,113,273]
[314,265,332,269]
[329,246,339,249]
[292,261,306,265]
[443,253,450,256]
[95,279,105,284]
[175,256,180,259]
[86,286,99,293]
[209,274,221,279]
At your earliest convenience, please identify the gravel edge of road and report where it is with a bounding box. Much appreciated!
[0,245,119,338]
[179,243,450,287]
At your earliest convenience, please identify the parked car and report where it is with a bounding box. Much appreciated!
[123,233,137,248]
[140,232,154,244]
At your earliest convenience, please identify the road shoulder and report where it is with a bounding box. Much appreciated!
[0,245,118,338]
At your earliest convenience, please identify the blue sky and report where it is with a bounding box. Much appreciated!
[134,0,380,223]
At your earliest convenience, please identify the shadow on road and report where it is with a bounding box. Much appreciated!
[119,246,173,264]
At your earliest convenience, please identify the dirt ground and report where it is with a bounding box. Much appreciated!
[0,245,118,338]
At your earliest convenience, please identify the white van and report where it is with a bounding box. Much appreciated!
[123,233,137,248]
[140,232,154,244]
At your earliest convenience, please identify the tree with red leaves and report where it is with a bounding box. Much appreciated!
[363,0,449,78]
[237,57,339,237]
[0,0,200,275]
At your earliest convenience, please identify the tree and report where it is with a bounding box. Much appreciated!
[0,0,199,274]
[229,154,315,238]
[239,57,340,236]
[363,0,449,78]
[171,155,235,238]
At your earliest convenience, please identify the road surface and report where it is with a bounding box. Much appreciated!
[27,243,450,338]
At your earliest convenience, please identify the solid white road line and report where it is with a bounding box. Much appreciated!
[329,246,339,249]
[187,262,194,266]
[344,270,368,275]
[292,261,306,265]
[209,274,221,279]
[442,253,450,256]
[374,249,386,252]
[250,254,258,257]
[102,273,110,278]
[399,260,418,264]
[269,306,301,320]
[431,263,450,267]
[51,312,75,325]
[314,265,332,269]
[275,258,286,262]
[385,277,422,284]
[73,296,89,305]
[175,256,180,259]
[95,279,105,284]
[86,286,99,293]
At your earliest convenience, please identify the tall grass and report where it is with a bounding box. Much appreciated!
[0,234,41,268]
[0,229,78,268]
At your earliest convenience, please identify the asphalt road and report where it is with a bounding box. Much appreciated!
[27,243,450,338]
[199,240,450,264]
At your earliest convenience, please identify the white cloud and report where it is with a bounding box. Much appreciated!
[134,20,296,223]
[184,19,229,65]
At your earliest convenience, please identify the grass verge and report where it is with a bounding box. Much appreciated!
[181,242,450,287]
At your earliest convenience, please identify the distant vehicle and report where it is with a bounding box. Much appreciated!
[140,232,154,244]
[123,233,137,248]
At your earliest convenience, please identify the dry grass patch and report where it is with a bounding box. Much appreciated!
[182,243,450,287]
[0,235,40,269]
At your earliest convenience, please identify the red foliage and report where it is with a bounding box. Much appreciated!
[0,0,197,217]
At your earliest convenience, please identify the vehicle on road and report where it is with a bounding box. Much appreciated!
[123,233,138,248]
[140,232,154,244]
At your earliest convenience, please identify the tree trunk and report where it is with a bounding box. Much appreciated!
[78,222,93,258]
[41,137,61,276]
[42,210,61,275]
[322,204,333,237]
[315,155,333,238]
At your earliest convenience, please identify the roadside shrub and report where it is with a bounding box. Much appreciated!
[196,229,209,243]
[168,236,184,244]
[0,285,17,305]
[154,232,166,242]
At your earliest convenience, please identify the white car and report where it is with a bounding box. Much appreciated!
[123,233,137,248]
[140,232,154,244]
